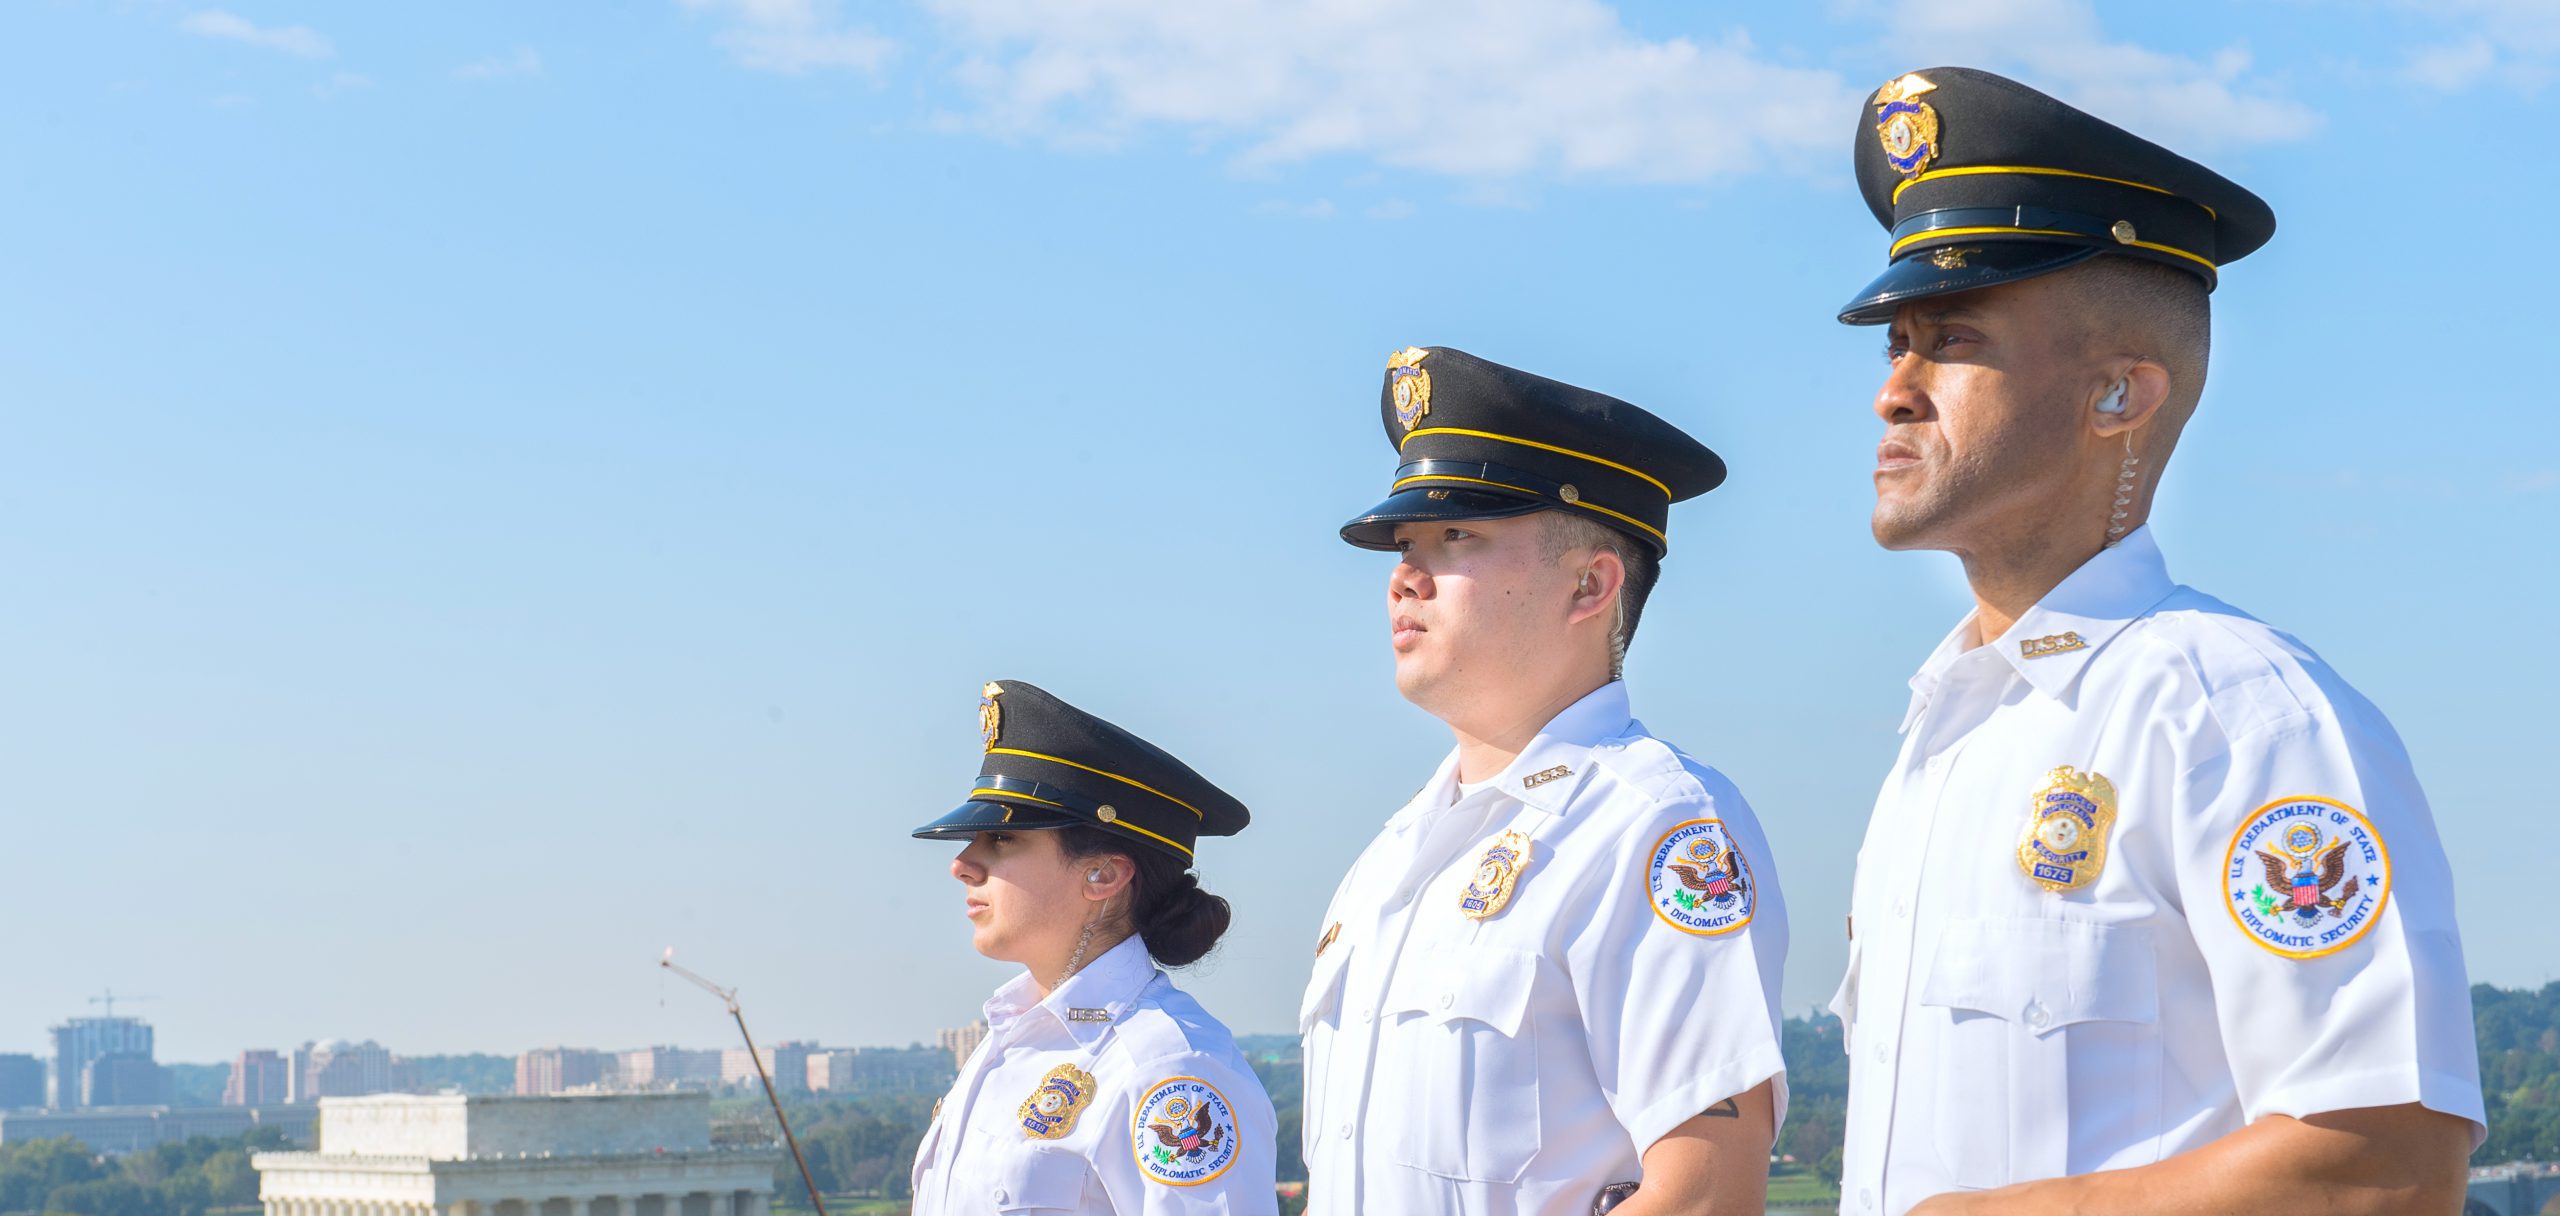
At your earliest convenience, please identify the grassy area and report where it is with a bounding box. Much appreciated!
[1766,1170,1842,1206]
[772,1197,906,1215]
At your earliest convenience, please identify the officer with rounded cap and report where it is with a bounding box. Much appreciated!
[1306,347,1791,1215]
[1828,66,2483,1216]
[908,679,1277,1215]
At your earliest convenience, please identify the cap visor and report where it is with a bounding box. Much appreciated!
[1836,244,2104,325]
[1339,487,1547,551]
[910,799,1081,841]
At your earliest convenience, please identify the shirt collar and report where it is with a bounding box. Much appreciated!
[1993,525,2178,698]
[1901,526,2177,729]
[982,933,1159,1046]
[1431,680,1637,817]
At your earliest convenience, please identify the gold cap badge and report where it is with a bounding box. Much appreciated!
[979,681,1003,751]
[1874,72,1942,179]
[1388,346,1433,432]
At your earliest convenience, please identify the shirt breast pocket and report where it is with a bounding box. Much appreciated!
[1298,940,1354,1158]
[988,1144,1093,1213]
[1382,944,1543,1184]
[1919,916,2162,1188]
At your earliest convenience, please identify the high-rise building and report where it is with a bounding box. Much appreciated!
[717,1043,811,1093]
[80,1053,164,1107]
[513,1048,615,1096]
[806,1047,953,1095]
[0,1056,43,1110]
[934,1020,988,1071]
[615,1048,720,1090]
[225,1051,289,1106]
[50,1017,153,1110]
[290,1040,394,1103]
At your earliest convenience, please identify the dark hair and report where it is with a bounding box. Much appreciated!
[1056,826,1232,967]
[1540,510,1662,669]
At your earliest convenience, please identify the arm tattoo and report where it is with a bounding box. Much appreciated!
[1701,1098,1741,1119]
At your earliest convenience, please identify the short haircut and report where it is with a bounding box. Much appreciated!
[1539,510,1660,678]
[2061,255,2212,418]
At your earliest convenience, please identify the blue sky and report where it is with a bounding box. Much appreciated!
[3,0,2554,1062]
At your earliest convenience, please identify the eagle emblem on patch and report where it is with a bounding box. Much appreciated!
[1017,1063,1096,1140]
[2223,796,2392,959]
[1387,346,1433,432]
[1459,829,1534,920]
[2016,766,2117,892]
[1874,72,1941,178]
[1133,1077,1240,1186]
[979,681,1003,751]
[1646,818,1754,936]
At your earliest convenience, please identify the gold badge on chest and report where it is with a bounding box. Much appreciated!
[1018,1063,1097,1140]
[2016,766,2118,892]
[1459,829,1534,919]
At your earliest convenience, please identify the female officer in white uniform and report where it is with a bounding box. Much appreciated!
[909,679,1278,1216]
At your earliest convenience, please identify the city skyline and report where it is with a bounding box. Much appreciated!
[4,0,2552,1059]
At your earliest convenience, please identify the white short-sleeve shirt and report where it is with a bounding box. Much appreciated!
[1301,681,1791,1216]
[1831,527,2485,1216]
[913,935,1279,1215]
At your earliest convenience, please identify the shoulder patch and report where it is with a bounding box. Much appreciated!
[1647,817,1755,936]
[1131,1076,1240,1186]
[2222,795,2391,959]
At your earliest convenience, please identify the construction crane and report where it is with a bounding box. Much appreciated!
[658,950,827,1216]
[88,990,157,1018]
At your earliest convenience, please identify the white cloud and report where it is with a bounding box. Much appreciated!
[1861,0,2320,150]
[180,10,335,60]
[2391,0,2558,94]
[458,46,544,80]
[2402,37,2496,91]
[680,0,895,75]
[919,0,1856,184]
[314,71,371,97]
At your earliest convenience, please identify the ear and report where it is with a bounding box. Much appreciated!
[1565,544,1626,629]
[1081,855,1135,904]
[2092,359,2173,440]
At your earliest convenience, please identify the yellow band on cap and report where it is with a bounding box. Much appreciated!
[983,748,1205,820]
[1392,472,1537,497]
[971,786,1195,857]
[1890,164,2218,219]
[1889,225,2216,272]
[1100,816,1193,858]
[1390,474,1670,547]
[1397,427,1672,498]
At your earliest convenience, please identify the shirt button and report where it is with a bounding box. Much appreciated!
[1871,1043,1887,1063]
[992,1188,1009,1204]
[1861,1187,1875,1209]
[1892,898,1908,918]
[2025,1001,2052,1031]
[1360,1007,1376,1024]
[1339,1121,1353,1139]
[1440,993,1455,1009]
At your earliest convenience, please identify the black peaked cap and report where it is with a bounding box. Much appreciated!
[910,679,1249,862]
[1338,346,1724,558]
[1840,66,2276,324]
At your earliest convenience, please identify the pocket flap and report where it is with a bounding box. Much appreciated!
[1383,945,1538,1036]
[1299,938,1353,1033]
[1918,916,2157,1033]
[991,1145,1090,1212]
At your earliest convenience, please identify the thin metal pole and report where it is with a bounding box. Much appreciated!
[731,1008,828,1216]
[661,954,828,1216]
